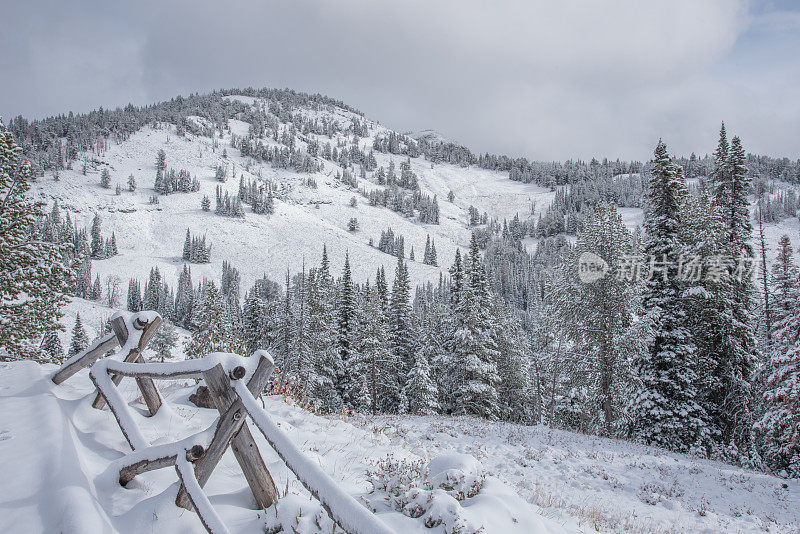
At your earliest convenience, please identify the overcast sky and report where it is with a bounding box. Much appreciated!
[1,0,798,161]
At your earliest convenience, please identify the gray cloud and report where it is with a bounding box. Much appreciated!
[1,0,797,160]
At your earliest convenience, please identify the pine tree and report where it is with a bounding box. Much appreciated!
[40,331,65,363]
[182,229,192,261]
[67,314,89,358]
[143,267,162,311]
[305,246,343,412]
[630,140,708,453]
[100,168,111,189]
[201,195,211,212]
[127,278,142,311]
[150,319,178,362]
[389,253,414,412]
[0,119,72,358]
[91,213,104,259]
[185,282,233,358]
[708,125,759,464]
[109,233,118,256]
[175,265,194,328]
[451,234,500,419]
[552,203,639,435]
[756,235,800,476]
[128,174,136,192]
[404,316,440,415]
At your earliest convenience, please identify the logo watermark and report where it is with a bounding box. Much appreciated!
[578,252,609,283]
[578,253,758,284]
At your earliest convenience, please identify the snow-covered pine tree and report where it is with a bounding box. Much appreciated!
[0,119,72,359]
[67,314,89,357]
[756,235,800,476]
[90,213,104,259]
[100,167,111,189]
[143,267,162,311]
[680,190,729,455]
[404,311,441,415]
[40,331,65,363]
[150,319,178,362]
[305,246,343,412]
[630,140,708,453]
[109,233,118,256]
[185,282,233,358]
[182,229,191,261]
[127,278,142,311]
[358,277,394,414]
[552,203,640,435]
[452,233,501,419]
[709,125,760,464]
[337,253,362,409]
[174,265,194,328]
[389,253,414,412]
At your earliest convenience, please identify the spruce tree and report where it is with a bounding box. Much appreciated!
[127,279,142,311]
[389,253,413,411]
[404,314,441,415]
[186,282,233,358]
[451,234,500,419]
[337,253,359,407]
[710,125,759,464]
[756,235,800,476]
[91,213,104,259]
[0,119,72,358]
[151,319,178,362]
[67,314,89,358]
[552,203,640,435]
[630,140,708,453]
[40,331,65,363]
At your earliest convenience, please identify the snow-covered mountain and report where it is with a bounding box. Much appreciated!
[6,89,800,533]
[27,93,553,291]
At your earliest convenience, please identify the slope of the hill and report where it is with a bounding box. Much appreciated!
[29,94,553,290]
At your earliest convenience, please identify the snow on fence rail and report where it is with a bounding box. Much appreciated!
[51,311,394,534]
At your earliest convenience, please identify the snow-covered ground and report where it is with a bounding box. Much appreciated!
[1,345,797,533]
[0,320,566,532]
[352,415,800,533]
[1,298,797,533]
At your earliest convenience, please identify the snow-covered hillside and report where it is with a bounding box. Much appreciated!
[30,95,552,291]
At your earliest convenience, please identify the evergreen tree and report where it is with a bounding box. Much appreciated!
[404,315,440,415]
[100,167,111,188]
[0,119,72,358]
[143,267,162,311]
[127,278,142,311]
[174,265,194,327]
[451,234,500,419]
[182,229,191,261]
[552,203,640,435]
[150,319,178,362]
[630,140,708,453]
[40,331,65,363]
[756,235,800,476]
[337,253,360,406]
[389,253,413,411]
[185,282,233,358]
[90,213,104,259]
[67,314,89,358]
